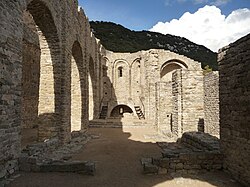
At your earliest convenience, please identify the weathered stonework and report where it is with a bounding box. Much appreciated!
[0,0,104,180]
[204,71,219,137]
[0,0,23,181]
[103,50,204,137]
[142,132,223,175]
[1,0,249,185]
[218,33,250,186]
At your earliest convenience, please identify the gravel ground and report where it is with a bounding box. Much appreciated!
[8,128,242,187]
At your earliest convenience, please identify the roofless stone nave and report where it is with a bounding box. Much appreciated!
[0,0,249,186]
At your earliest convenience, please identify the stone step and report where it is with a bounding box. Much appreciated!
[39,161,95,175]
[89,121,122,128]
[134,106,145,120]
[99,106,108,119]
[19,157,95,175]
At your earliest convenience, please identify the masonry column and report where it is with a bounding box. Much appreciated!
[0,0,23,178]
[59,0,71,143]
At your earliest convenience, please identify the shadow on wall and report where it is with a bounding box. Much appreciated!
[89,51,121,122]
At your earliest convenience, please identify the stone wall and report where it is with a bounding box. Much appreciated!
[21,21,40,129]
[104,49,204,135]
[0,0,104,180]
[182,70,204,133]
[218,33,250,186]
[171,69,204,137]
[156,82,172,134]
[204,71,219,137]
[0,0,23,180]
[142,132,223,175]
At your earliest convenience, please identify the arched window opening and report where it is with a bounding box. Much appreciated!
[118,67,123,77]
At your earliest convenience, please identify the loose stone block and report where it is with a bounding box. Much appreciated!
[143,163,158,174]
[158,167,168,175]
[176,163,184,170]
[159,158,170,168]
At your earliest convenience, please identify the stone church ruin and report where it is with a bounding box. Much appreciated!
[0,0,249,186]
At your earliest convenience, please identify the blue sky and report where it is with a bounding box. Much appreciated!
[79,0,250,51]
[79,0,249,31]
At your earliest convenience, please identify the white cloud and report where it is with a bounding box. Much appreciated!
[211,0,231,6]
[150,6,250,52]
[168,0,231,6]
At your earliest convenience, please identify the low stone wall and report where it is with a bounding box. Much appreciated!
[204,72,219,137]
[180,132,220,151]
[142,132,223,175]
[18,132,95,175]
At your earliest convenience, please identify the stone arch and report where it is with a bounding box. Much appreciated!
[21,0,61,142]
[160,59,188,82]
[110,105,133,118]
[113,59,130,68]
[71,41,84,131]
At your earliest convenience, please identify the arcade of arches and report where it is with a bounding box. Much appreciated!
[0,0,249,186]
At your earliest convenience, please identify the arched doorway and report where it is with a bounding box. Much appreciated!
[71,41,84,131]
[110,105,133,118]
[88,56,96,120]
[21,0,60,145]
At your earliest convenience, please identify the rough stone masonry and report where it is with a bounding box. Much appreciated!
[0,0,104,180]
[218,33,250,186]
[204,71,219,137]
[0,0,249,186]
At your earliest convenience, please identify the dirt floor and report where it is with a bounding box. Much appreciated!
[8,128,242,187]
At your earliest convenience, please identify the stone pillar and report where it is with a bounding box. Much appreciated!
[204,71,219,137]
[172,70,183,137]
[0,0,23,179]
[181,69,204,133]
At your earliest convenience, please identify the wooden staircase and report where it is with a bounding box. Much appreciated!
[134,106,145,120]
[99,106,108,119]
